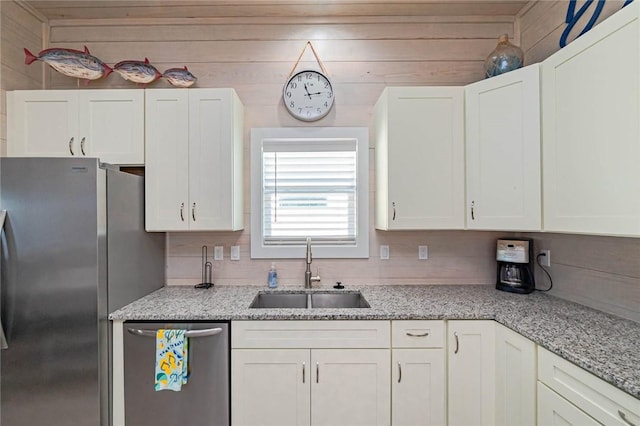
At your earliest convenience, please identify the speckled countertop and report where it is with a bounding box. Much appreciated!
[110,284,640,399]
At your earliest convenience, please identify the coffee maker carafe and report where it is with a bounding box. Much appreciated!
[496,239,535,294]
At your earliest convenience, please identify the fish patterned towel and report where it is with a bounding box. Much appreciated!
[155,329,189,391]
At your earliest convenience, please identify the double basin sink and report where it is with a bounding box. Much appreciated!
[250,291,370,309]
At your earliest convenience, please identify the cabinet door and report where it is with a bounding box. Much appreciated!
[495,324,536,426]
[375,87,465,230]
[78,90,144,164]
[448,320,496,426]
[392,349,445,426]
[7,90,79,157]
[311,349,390,426]
[145,89,190,231]
[188,89,243,230]
[541,2,640,236]
[232,349,310,426]
[465,64,541,231]
[537,382,600,426]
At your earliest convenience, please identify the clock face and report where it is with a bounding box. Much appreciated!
[283,70,334,121]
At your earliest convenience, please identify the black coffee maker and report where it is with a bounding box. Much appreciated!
[496,238,535,294]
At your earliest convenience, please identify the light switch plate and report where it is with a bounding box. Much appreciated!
[214,246,224,260]
[380,245,390,260]
[418,245,428,260]
[230,245,240,261]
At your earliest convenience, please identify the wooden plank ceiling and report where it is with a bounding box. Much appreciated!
[27,1,531,20]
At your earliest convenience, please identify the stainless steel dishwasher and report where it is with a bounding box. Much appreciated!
[123,321,230,426]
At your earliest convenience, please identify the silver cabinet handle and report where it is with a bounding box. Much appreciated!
[619,410,637,426]
[471,200,475,220]
[392,202,396,221]
[69,137,75,155]
[180,203,185,222]
[192,202,196,221]
[397,362,402,383]
[302,362,306,384]
[80,137,86,156]
[127,327,222,338]
[316,362,319,383]
[454,332,459,354]
[406,332,429,337]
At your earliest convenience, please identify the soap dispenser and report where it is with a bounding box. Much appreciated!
[268,262,278,288]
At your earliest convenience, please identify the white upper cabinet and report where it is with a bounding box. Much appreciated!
[465,64,541,231]
[541,2,640,237]
[145,88,244,232]
[374,87,465,230]
[8,90,144,164]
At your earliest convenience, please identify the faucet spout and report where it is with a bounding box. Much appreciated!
[304,237,321,288]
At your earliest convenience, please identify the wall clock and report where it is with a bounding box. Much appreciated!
[283,69,334,121]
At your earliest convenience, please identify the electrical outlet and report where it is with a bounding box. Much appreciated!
[214,246,224,261]
[539,249,551,267]
[380,245,390,260]
[418,245,429,260]
[230,245,240,261]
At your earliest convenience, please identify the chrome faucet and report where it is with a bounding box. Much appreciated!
[304,237,321,288]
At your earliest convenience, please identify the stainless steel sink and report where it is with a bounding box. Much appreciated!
[249,292,308,308]
[249,291,370,309]
[310,292,370,308]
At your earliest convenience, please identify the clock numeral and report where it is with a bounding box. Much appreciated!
[297,75,302,82]
[290,101,295,108]
[324,82,329,88]
[317,108,322,113]
[290,82,297,89]
[324,101,328,108]
[327,92,333,98]
[305,73,313,80]
[307,110,312,117]
[286,91,292,98]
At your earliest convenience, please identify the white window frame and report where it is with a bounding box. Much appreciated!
[251,127,369,259]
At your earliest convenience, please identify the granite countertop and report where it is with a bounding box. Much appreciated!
[110,284,640,399]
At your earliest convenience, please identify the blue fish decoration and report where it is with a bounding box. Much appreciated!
[113,58,162,87]
[163,66,197,88]
[24,46,112,84]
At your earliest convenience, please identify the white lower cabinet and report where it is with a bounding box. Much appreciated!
[232,349,310,426]
[537,382,600,426]
[231,321,390,426]
[311,349,390,426]
[495,324,537,426]
[391,320,446,426]
[447,320,496,426]
[537,346,640,426]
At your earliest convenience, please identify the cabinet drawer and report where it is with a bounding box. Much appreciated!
[391,320,444,348]
[232,320,390,349]
[538,347,639,425]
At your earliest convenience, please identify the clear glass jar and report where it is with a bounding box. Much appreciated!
[484,34,524,78]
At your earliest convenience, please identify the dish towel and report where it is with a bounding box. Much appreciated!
[155,329,189,391]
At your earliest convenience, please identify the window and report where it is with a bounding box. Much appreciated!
[251,127,369,258]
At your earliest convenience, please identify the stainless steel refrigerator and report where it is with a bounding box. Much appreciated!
[0,157,165,426]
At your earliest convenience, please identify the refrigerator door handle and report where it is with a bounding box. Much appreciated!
[0,321,7,349]
[0,209,7,349]
[127,327,223,338]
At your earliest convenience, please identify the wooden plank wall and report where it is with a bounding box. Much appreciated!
[39,9,517,287]
[0,0,47,155]
[518,0,639,323]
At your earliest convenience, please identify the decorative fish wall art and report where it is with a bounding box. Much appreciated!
[112,58,162,87]
[24,46,112,84]
[24,45,199,88]
[163,66,197,88]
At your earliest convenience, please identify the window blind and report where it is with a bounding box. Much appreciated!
[262,138,358,245]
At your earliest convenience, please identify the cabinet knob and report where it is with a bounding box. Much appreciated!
[392,202,396,221]
[180,203,185,222]
[471,201,475,221]
[80,137,86,156]
[454,332,460,354]
[68,137,75,155]
[192,203,196,221]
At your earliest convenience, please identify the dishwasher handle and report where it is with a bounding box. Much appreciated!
[127,327,223,338]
